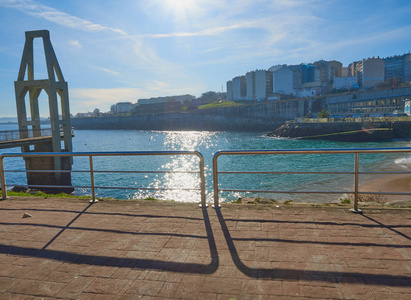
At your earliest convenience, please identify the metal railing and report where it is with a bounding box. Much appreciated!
[0,128,52,142]
[295,116,411,123]
[0,128,74,143]
[0,151,206,207]
[2,148,411,212]
[212,148,411,212]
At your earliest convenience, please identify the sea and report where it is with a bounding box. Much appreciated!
[1,122,411,203]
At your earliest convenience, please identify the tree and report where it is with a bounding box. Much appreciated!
[317,109,330,118]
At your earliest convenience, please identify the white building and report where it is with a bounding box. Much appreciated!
[110,102,137,114]
[232,76,246,100]
[272,67,302,95]
[246,71,255,100]
[293,82,322,98]
[138,94,195,105]
[254,70,273,100]
[333,75,358,90]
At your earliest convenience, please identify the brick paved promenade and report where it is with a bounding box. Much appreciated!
[0,197,410,299]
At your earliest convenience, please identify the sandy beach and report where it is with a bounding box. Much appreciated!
[359,174,411,202]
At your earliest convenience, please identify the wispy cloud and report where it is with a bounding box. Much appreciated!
[93,67,120,76]
[70,82,203,110]
[70,88,140,108]
[69,40,82,48]
[140,23,253,38]
[0,0,186,79]
[0,0,126,35]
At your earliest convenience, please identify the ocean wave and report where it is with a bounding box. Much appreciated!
[395,156,411,169]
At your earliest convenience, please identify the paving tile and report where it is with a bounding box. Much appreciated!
[1,198,410,299]
[156,282,180,298]
[54,276,94,299]
[8,279,66,297]
[0,293,35,300]
[125,279,164,296]
[0,277,20,294]
[84,278,130,295]
[201,277,242,294]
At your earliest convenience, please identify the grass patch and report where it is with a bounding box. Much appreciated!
[143,197,159,201]
[1,190,92,200]
[198,101,242,110]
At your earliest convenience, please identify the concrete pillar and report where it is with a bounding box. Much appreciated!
[14,30,73,193]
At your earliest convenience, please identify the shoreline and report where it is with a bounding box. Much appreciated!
[359,174,411,202]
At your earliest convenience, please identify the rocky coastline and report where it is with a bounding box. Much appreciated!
[268,120,411,142]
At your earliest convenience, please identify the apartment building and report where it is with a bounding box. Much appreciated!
[313,60,333,83]
[273,66,302,95]
[138,95,195,105]
[255,70,273,100]
[246,71,255,100]
[110,102,137,114]
[226,80,233,100]
[333,75,358,90]
[358,57,385,88]
[329,60,343,78]
[384,53,411,82]
[232,76,246,100]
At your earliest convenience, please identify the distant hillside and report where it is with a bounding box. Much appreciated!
[0,117,50,124]
[0,117,17,123]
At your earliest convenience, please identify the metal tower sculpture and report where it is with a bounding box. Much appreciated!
[14,30,73,193]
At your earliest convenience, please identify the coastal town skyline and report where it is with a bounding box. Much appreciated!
[1,0,411,117]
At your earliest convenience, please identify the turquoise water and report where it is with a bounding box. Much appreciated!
[1,123,411,203]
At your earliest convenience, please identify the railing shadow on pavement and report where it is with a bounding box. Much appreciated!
[0,207,204,221]
[215,208,411,285]
[0,205,219,275]
[360,214,411,240]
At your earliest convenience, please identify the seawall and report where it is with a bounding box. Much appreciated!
[268,121,411,141]
[71,112,284,132]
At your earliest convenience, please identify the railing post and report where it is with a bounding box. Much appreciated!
[89,155,98,203]
[351,152,362,213]
[212,154,221,208]
[0,156,8,200]
[198,154,207,207]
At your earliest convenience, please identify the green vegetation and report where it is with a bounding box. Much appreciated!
[0,190,169,202]
[341,194,387,204]
[316,109,330,118]
[198,101,241,110]
[0,190,92,199]
[143,196,159,201]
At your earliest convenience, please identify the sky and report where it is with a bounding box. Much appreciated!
[0,0,411,117]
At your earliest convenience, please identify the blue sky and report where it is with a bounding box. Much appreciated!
[1,0,411,117]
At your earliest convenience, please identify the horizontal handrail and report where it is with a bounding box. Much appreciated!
[0,151,206,207]
[0,127,73,143]
[2,148,411,212]
[212,147,411,211]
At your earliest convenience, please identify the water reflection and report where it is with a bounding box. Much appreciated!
[131,131,216,202]
[2,127,410,204]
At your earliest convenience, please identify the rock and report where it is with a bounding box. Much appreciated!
[12,186,28,193]
[237,197,278,204]
[22,213,32,218]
